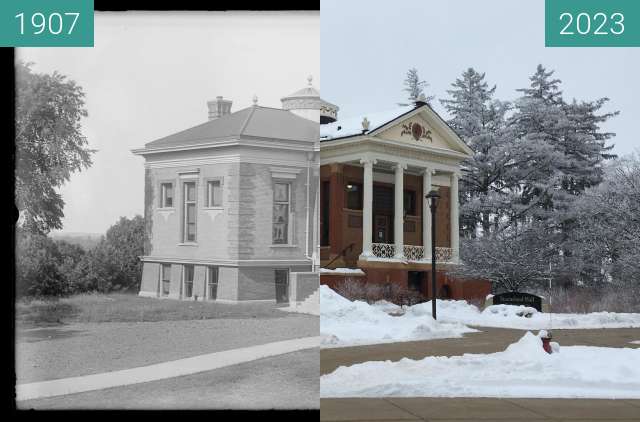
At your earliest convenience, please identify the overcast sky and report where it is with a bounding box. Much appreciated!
[321,0,638,155]
[17,11,320,234]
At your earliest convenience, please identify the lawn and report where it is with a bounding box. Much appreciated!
[16,293,289,327]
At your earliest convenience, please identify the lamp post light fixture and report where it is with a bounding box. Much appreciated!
[425,189,440,320]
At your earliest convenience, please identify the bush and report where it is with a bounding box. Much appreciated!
[533,284,640,313]
[15,230,72,298]
[334,278,427,306]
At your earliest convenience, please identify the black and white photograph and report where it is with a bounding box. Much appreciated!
[14,10,320,410]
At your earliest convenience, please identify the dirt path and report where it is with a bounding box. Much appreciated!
[321,327,640,375]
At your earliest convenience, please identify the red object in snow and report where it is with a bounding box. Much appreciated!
[541,336,552,354]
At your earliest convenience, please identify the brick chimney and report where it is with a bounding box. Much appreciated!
[207,96,232,120]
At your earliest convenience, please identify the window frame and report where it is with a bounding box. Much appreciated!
[272,182,292,245]
[345,181,363,210]
[207,266,219,300]
[204,177,223,208]
[159,182,175,209]
[161,264,171,297]
[183,264,194,299]
[404,189,417,216]
[182,181,197,243]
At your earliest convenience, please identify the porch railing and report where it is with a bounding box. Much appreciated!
[371,243,454,263]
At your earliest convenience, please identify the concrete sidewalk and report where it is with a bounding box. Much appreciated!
[17,335,320,401]
[321,397,640,421]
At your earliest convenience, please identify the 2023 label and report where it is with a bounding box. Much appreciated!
[559,12,624,36]
[545,0,639,47]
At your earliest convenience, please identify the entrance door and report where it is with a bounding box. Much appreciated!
[275,269,289,303]
[374,215,390,243]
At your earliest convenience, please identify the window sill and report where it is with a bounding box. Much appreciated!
[158,207,175,211]
[270,244,298,248]
[203,206,224,210]
[178,242,199,246]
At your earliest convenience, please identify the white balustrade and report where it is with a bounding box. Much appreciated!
[371,243,453,263]
[371,243,396,259]
[403,245,424,261]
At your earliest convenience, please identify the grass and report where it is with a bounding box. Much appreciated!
[16,292,291,327]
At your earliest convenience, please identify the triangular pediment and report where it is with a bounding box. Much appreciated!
[373,108,472,156]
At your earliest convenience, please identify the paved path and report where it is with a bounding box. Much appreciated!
[321,397,640,421]
[321,327,640,375]
[17,335,320,401]
[19,349,319,409]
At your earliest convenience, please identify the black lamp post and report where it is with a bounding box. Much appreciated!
[425,190,440,320]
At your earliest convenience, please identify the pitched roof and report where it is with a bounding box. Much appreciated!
[320,103,473,156]
[144,105,319,149]
[320,105,415,140]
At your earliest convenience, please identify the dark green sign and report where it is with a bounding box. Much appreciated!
[0,0,94,47]
[546,0,640,47]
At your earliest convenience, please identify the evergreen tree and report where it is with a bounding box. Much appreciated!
[440,68,511,236]
[507,65,617,227]
[398,67,434,106]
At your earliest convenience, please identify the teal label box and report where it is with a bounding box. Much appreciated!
[1,0,94,47]
[545,0,640,47]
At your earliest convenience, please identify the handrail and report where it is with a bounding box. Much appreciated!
[322,242,355,269]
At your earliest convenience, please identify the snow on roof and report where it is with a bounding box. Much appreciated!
[320,105,415,141]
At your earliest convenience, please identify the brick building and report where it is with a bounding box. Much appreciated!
[133,78,325,303]
[320,97,491,301]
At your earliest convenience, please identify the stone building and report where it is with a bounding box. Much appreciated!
[319,96,491,301]
[133,78,325,303]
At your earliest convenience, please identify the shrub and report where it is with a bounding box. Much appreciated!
[333,278,427,306]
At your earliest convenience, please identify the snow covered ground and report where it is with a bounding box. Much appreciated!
[320,286,477,348]
[321,331,640,399]
[378,298,640,330]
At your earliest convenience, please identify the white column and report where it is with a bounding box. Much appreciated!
[450,172,460,263]
[422,168,432,261]
[393,163,407,259]
[360,158,376,258]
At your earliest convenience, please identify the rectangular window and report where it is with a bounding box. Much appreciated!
[183,181,196,242]
[346,182,363,210]
[207,266,219,300]
[160,183,173,208]
[404,190,416,216]
[206,180,222,207]
[272,183,290,244]
[161,264,171,296]
[183,265,194,298]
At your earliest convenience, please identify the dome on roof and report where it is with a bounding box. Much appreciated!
[280,76,339,124]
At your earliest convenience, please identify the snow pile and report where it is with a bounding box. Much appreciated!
[404,299,640,330]
[321,331,640,399]
[371,300,403,314]
[630,340,640,345]
[319,268,365,275]
[320,286,476,348]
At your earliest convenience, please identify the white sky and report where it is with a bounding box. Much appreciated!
[321,0,639,155]
[17,11,320,234]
